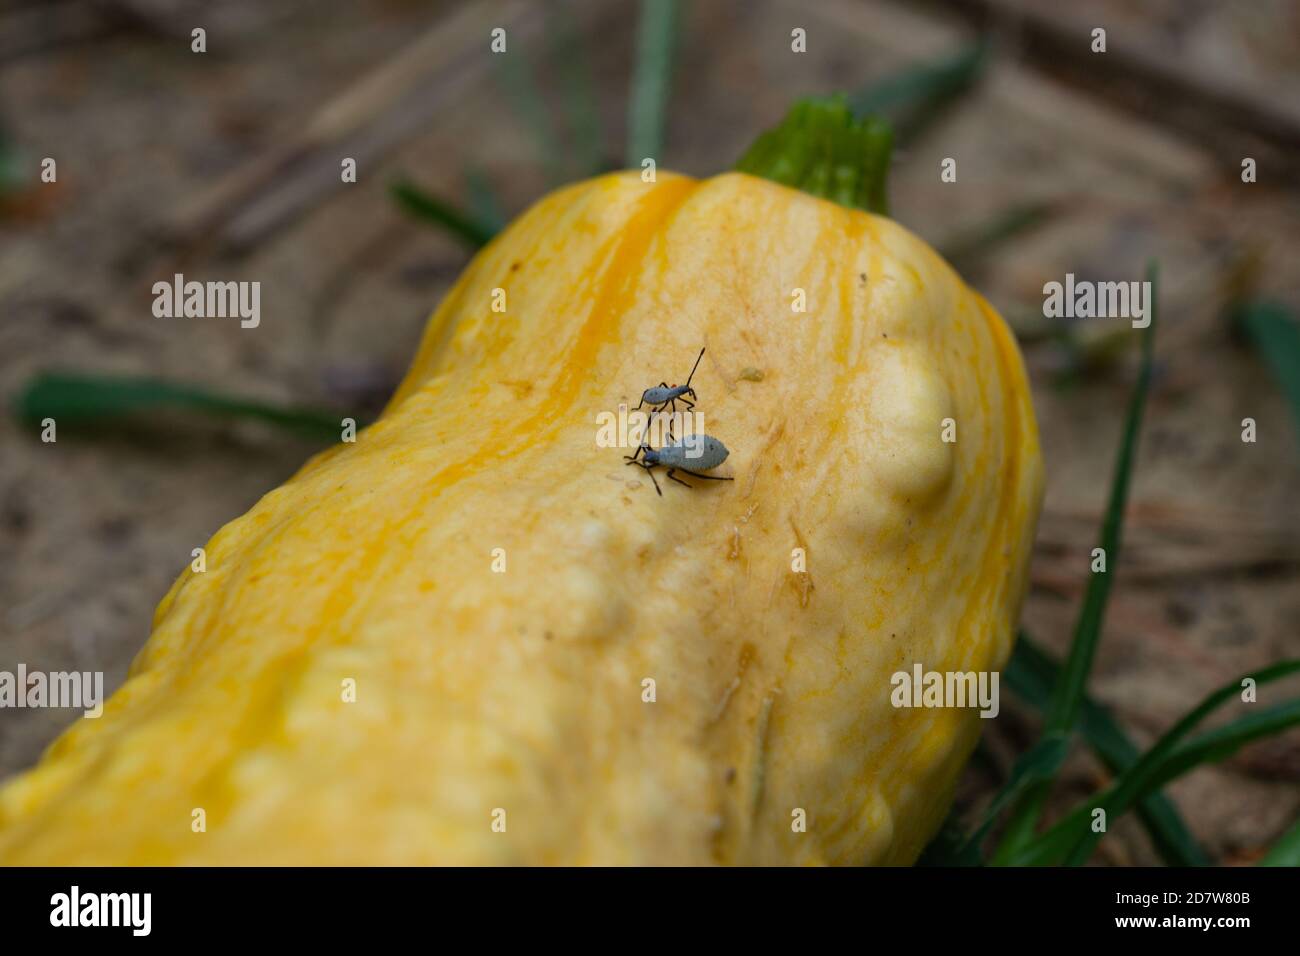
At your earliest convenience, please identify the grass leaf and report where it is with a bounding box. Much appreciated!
[918,811,985,866]
[463,166,507,234]
[1259,815,1300,866]
[849,41,988,144]
[1234,301,1300,444]
[938,202,1055,274]
[551,0,607,176]
[992,260,1160,862]
[390,179,497,249]
[1005,633,1209,865]
[953,732,1071,863]
[0,125,24,196]
[13,372,356,441]
[625,0,680,168]
[1006,660,1300,866]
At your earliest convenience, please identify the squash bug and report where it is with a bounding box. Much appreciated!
[624,433,734,496]
[636,347,705,418]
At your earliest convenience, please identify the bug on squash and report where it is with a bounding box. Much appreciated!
[624,433,734,496]
[636,347,706,418]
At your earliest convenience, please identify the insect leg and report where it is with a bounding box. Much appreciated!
[649,402,673,444]
[674,397,694,431]
[624,457,662,494]
[675,468,734,482]
[666,468,692,489]
[662,414,678,444]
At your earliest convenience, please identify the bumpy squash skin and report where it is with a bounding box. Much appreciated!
[0,172,1043,865]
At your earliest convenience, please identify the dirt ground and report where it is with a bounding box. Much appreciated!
[1,0,1298,864]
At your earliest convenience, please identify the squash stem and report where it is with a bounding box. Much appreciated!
[733,96,893,216]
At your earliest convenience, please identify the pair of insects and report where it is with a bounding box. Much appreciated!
[625,347,734,496]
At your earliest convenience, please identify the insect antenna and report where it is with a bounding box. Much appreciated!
[683,347,706,389]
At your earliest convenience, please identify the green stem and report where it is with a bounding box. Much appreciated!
[734,96,893,215]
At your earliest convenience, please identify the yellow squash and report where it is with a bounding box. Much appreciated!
[0,168,1043,865]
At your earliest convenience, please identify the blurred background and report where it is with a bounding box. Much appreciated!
[1,0,1298,864]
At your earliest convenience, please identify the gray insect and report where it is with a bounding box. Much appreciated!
[624,433,734,496]
[636,347,705,417]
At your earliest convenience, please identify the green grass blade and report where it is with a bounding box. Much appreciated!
[464,166,507,234]
[1065,691,1300,866]
[1045,699,1300,867]
[1047,261,1158,732]
[1235,301,1300,444]
[1163,698,1300,771]
[938,202,1055,274]
[0,125,24,196]
[918,809,984,866]
[13,372,356,441]
[390,179,497,249]
[1006,634,1209,865]
[992,261,1160,862]
[849,41,988,144]
[917,743,1001,865]
[953,732,1071,862]
[1259,816,1300,866]
[1007,660,1300,866]
[551,0,607,176]
[625,0,679,168]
